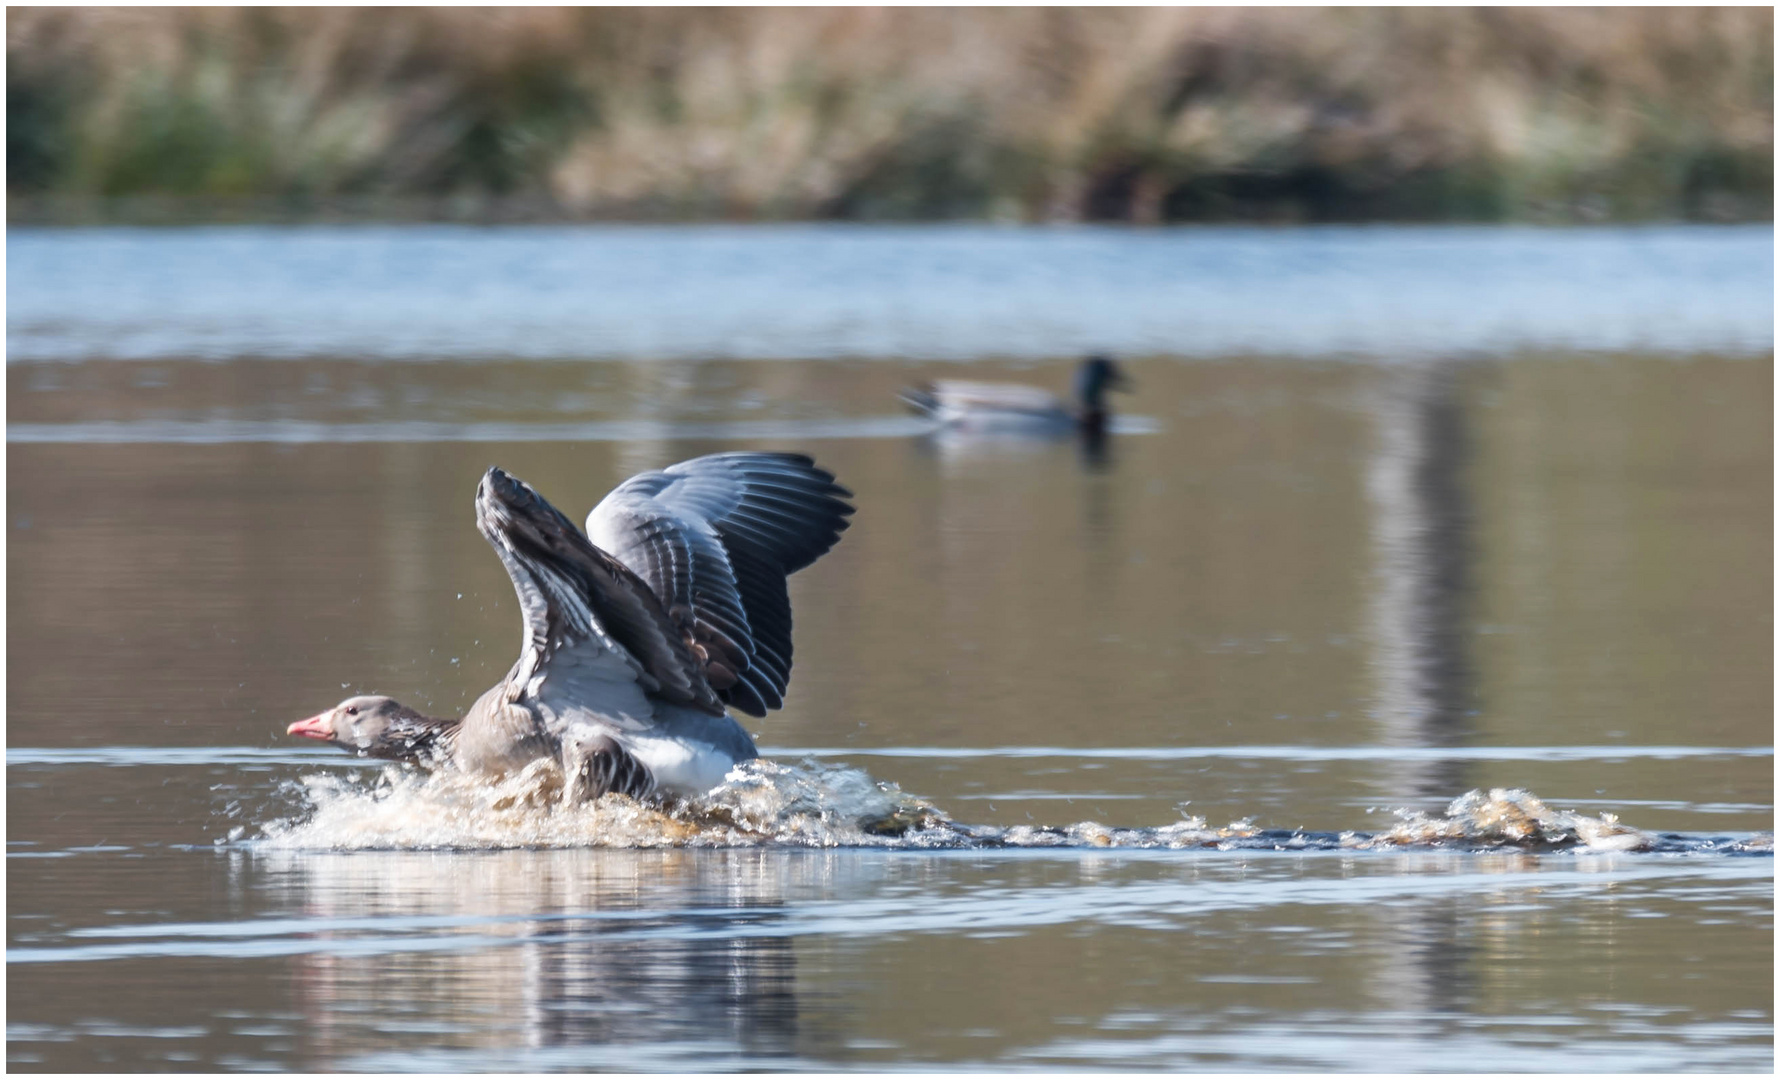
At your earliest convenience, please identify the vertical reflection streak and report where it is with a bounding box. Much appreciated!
[1362,362,1480,1021]
[1365,362,1475,796]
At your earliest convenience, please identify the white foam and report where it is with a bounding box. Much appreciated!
[1366,787,1656,852]
[259,764,1715,855]
[259,758,957,851]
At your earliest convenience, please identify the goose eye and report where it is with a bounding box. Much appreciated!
[346,706,359,716]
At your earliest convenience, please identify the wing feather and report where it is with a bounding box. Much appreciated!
[476,468,723,716]
[586,452,853,717]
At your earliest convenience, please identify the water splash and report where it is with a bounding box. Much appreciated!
[1366,787,1652,851]
[257,763,1763,855]
[260,759,957,851]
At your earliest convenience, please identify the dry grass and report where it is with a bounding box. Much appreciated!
[8,7,1772,222]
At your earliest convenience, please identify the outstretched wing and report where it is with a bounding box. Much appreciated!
[586,452,854,717]
[476,467,723,716]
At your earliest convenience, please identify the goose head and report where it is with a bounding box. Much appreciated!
[287,695,454,762]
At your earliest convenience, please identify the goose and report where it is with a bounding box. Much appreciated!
[900,355,1132,435]
[287,452,853,802]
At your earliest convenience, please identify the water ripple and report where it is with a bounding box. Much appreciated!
[9,743,1770,768]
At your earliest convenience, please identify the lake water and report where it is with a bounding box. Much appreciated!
[7,225,1774,1071]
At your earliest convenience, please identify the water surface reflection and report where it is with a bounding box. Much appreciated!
[1366,362,1476,801]
[263,849,812,1068]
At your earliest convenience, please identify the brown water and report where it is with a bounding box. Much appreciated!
[8,348,1771,1071]
[7,224,1774,1071]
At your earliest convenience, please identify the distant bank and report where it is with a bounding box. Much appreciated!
[8,8,1772,226]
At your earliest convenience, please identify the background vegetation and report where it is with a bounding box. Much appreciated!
[8,7,1773,224]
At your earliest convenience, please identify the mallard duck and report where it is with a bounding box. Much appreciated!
[900,355,1132,436]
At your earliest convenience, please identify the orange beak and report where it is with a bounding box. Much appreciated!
[286,713,333,741]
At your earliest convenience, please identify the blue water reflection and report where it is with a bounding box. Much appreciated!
[9,224,1771,362]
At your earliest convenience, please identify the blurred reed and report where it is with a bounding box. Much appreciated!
[7,7,1772,223]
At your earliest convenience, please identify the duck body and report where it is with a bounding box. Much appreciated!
[900,380,1078,431]
[289,452,853,802]
[901,355,1130,435]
